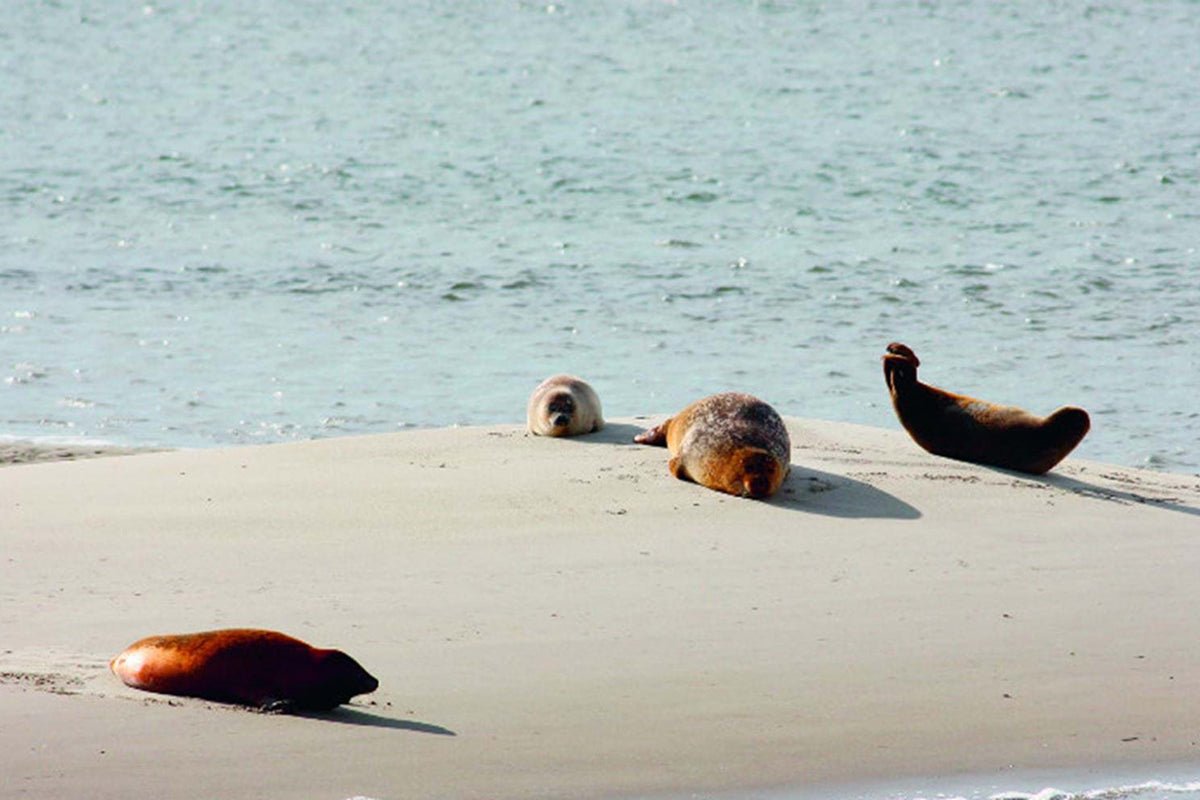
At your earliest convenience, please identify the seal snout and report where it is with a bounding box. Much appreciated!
[353,669,380,696]
[552,413,572,428]
[737,448,784,499]
[742,474,773,498]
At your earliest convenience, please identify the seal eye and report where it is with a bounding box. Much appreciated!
[547,394,575,415]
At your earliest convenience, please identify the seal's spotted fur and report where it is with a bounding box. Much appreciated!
[635,392,791,499]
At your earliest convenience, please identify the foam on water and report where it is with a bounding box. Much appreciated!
[341,775,1200,800]
[770,771,1200,800]
[990,780,1200,799]
[646,769,1200,800]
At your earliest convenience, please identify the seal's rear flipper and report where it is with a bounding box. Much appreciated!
[633,421,669,447]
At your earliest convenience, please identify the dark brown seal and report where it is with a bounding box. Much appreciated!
[882,342,1090,474]
[110,628,378,711]
[634,392,791,498]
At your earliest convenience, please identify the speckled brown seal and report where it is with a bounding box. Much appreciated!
[882,342,1090,475]
[110,629,378,712]
[526,374,604,437]
[634,392,791,499]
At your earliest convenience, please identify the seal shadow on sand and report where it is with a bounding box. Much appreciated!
[297,706,457,735]
[771,466,922,520]
[563,423,921,519]
[563,422,647,446]
[1031,471,1200,518]
[0,662,457,736]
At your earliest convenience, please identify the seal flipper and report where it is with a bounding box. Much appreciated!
[634,420,670,447]
[258,698,296,714]
[668,455,694,483]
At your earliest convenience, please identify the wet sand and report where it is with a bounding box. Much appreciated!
[0,439,162,467]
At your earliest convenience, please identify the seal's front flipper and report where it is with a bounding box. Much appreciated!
[633,420,670,447]
[668,456,694,483]
[259,698,296,714]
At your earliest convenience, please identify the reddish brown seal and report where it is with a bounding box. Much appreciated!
[882,342,1090,474]
[634,392,791,499]
[110,628,378,711]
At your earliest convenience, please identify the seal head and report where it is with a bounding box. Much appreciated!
[527,374,604,437]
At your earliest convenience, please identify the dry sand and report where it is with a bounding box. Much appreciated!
[3,417,1199,800]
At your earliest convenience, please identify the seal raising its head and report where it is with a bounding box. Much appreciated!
[110,628,379,712]
[882,342,1090,475]
[634,392,791,499]
[527,374,604,437]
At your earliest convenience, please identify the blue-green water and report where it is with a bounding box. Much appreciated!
[2,1,1197,471]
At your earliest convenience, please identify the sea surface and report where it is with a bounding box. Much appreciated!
[2,1,1197,472]
[767,768,1200,800]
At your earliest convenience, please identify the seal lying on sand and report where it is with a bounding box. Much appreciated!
[110,628,378,712]
[882,342,1090,475]
[634,392,791,499]
[527,374,604,437]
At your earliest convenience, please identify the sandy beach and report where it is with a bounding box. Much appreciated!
[3,417,1199,800]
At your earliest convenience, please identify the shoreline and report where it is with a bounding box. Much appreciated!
[3,420,1195,479]
[0,437,165,467]
[3,418,1200,799]
[641,762,1200,800]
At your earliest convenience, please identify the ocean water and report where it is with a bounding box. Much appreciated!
[750,772,1200,800]
[341,770,1200,800]
[639,765,1200,800]
[2,1,1197,472]
[776,771,1200,800]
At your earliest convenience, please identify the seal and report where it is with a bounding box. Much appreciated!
[882,342,1090,474]
[526,374,604,437]
[633,392,791,498]
[110,628,379,712]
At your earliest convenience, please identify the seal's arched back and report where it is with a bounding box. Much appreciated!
[883,342,1089,474]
